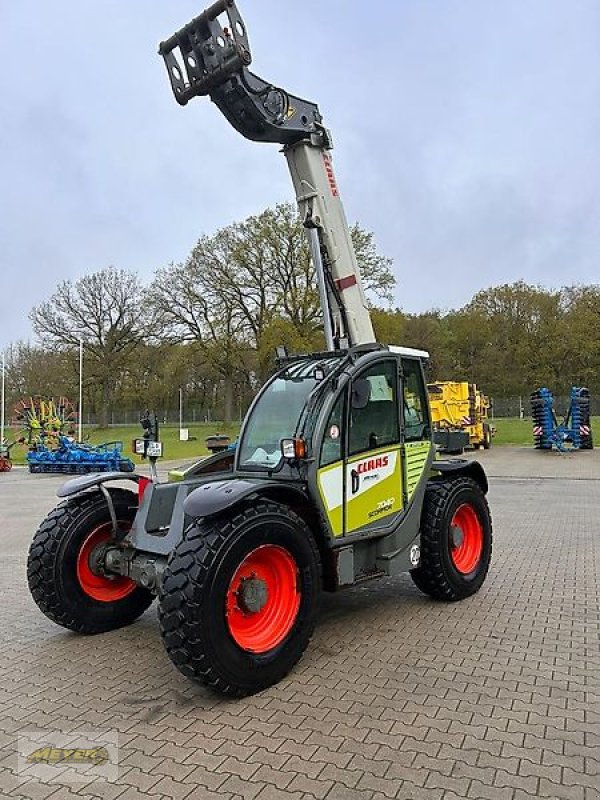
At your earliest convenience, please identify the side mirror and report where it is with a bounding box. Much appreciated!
[351,379,370,410]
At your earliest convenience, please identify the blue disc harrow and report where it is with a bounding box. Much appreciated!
[530,387,593,452]
[27,436,134,474]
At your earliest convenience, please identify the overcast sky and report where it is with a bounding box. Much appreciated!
[1,0,599,351]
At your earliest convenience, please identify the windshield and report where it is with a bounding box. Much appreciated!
[238,377,316,469]
[238,359,336,470]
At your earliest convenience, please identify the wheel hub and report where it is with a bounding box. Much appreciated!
[76,525,136,602]
[450,525,464,549]
[237,576,269,614]
[449,504,484,575]
[88,542,109,577]
[225,544,301,654]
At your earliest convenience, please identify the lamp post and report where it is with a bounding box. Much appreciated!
[78,339,83,442]
[1,352,5,445]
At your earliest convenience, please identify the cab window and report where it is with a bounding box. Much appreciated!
[349,361,399,457]
[402,358,430,442]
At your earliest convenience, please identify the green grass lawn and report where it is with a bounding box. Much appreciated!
[491,417,535,446]
[6,416,597,466]
[491,416,599,446]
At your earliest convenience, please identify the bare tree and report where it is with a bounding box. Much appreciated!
[30,267,152,427]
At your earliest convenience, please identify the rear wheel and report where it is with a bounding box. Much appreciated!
[411,477,492,601]
[159,500,321,697]
[483,424,492,450]
[27,490,153,633]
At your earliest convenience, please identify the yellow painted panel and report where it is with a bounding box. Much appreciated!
[346,446,403,534]
[317,460,344,537]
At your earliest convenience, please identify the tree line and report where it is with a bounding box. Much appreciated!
[4,203,600,426]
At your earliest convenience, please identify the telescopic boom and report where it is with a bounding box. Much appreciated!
[159,0,376,349]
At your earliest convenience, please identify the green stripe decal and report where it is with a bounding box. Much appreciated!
[404,441,431,499]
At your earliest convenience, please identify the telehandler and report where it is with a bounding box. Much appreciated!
[27,0,492,697]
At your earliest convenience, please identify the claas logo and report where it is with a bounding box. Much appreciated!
[27,746,109,766]
[357,455,389,475]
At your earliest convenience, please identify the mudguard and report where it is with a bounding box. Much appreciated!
[56,472,146,499]
[432,459,488,494]
[183,478,307,519]
[168,449,235,482]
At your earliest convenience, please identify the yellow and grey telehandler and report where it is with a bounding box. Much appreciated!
[27,0,492,696]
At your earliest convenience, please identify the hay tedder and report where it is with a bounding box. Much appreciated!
[13,396,134,474]
[531,387,593,452]
[27,1,492,697]
[14,396,77,447]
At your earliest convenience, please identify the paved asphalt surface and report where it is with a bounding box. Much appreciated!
[0,448,598,800]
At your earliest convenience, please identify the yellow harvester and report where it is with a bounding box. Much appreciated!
[427,382,494,454]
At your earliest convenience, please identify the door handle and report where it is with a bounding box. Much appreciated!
[351,469,360,495]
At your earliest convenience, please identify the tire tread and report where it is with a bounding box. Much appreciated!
[411,477,492,601]
[27,489,152,634]
[158,500,320,697]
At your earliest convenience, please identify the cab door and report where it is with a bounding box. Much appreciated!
[401,357,434,501]
[316,356,432,540]
[344,359,404,536]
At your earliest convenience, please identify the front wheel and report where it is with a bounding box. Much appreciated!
[27,489,153,633]
[411,477,492,601]
[158,500,321,697]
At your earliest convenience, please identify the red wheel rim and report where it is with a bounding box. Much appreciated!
[226,545,301,654]
[76,524,136,602]
[449,503,484,574]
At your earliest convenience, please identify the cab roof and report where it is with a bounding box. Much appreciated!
[387,345,430,359]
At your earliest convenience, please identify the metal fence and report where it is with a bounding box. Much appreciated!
[82,395,600,427]
[6,397,597,430]
[490,395,600,419]
[80,406,246,427]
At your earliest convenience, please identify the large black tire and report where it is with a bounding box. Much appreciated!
[411,477,492,601]
[27,489,153,634]
[159,500,321,697]
[483,424,492,450]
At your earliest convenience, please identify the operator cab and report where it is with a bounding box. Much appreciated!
[235,345,433,540]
